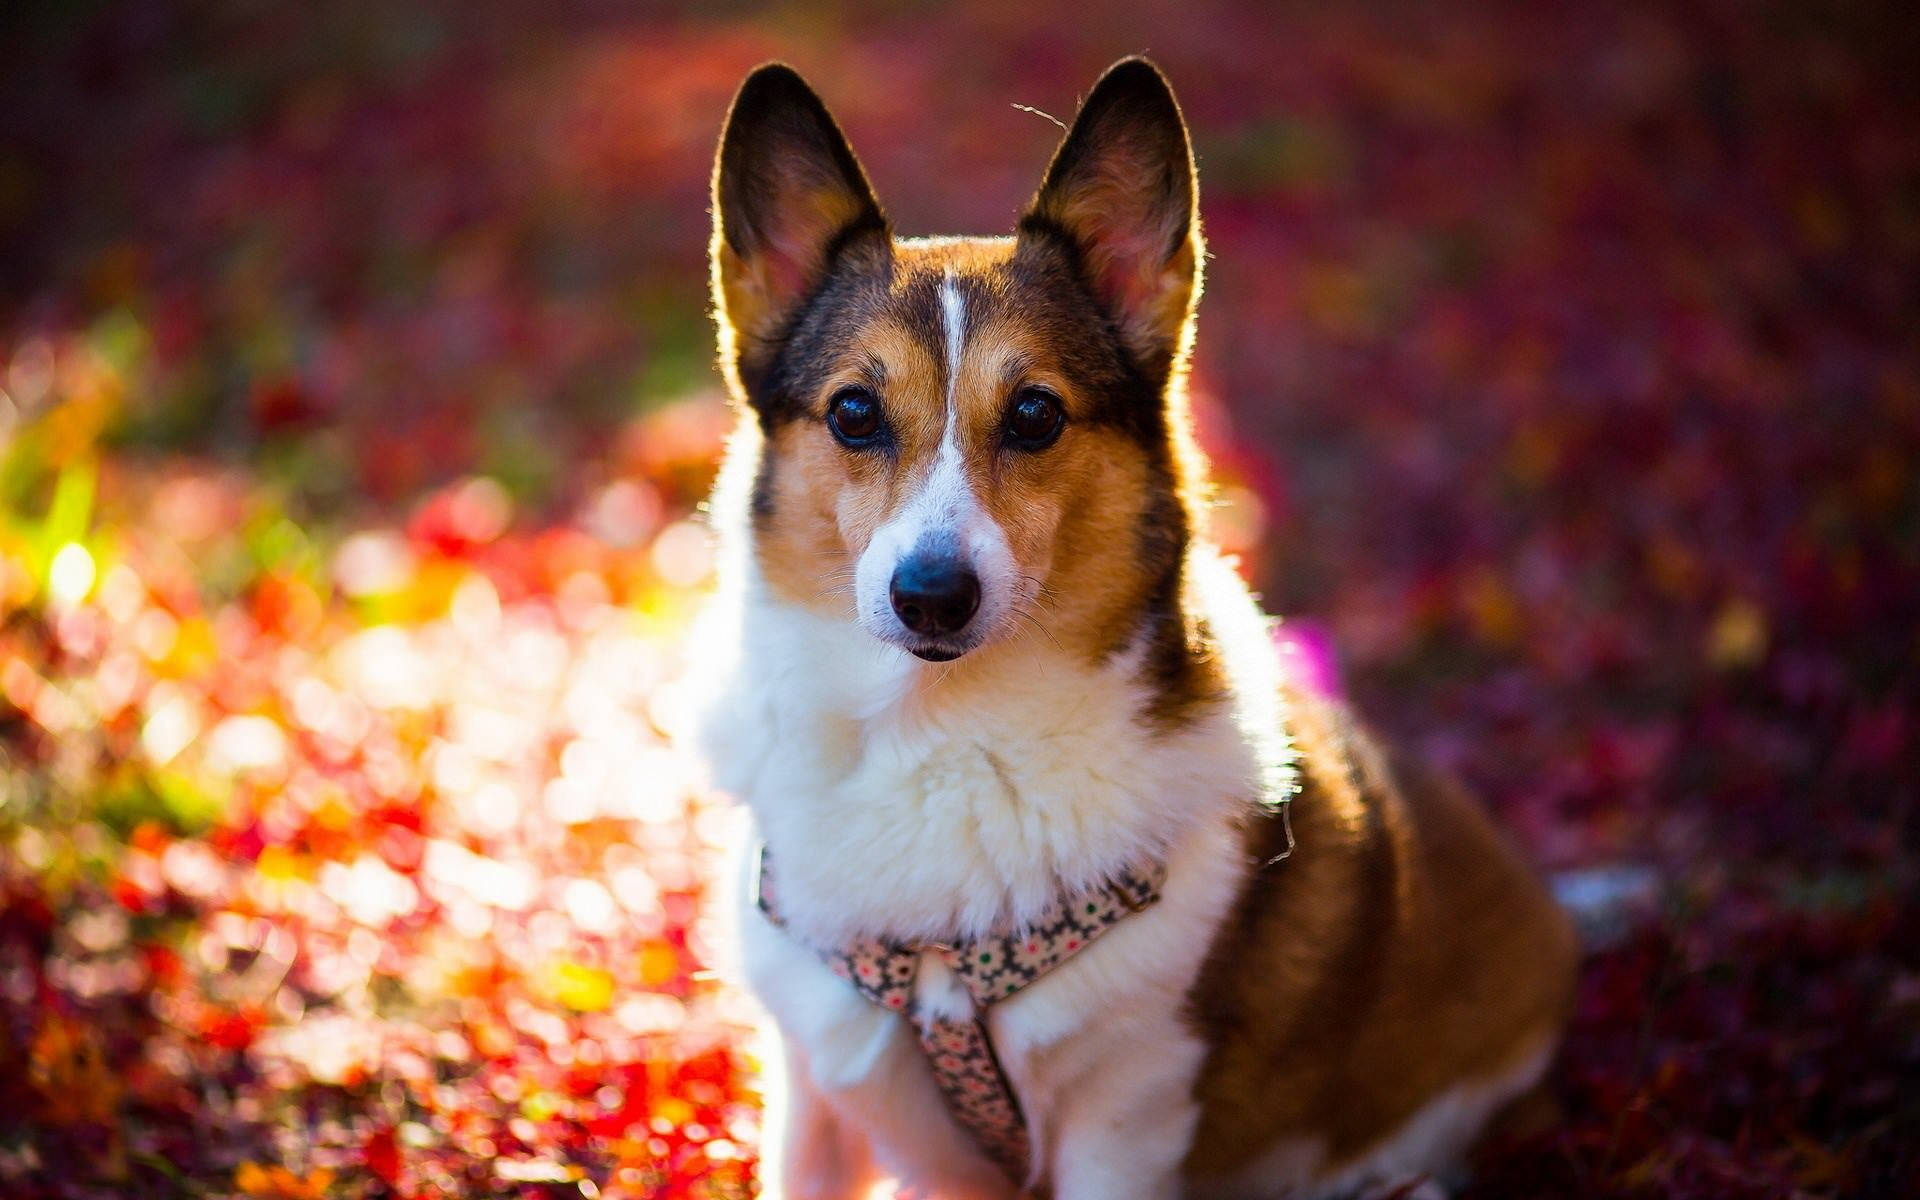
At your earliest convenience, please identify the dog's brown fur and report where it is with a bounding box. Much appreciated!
[1184,676,1578,1180]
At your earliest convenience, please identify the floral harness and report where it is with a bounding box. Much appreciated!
[754,847,1170,1185]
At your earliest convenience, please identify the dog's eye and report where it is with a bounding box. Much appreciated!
[1004,387,1065,451]
[827,387,884,447]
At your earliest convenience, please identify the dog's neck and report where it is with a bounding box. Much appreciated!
[695,547,1285,948]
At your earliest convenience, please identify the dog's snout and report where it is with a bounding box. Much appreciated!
[889,554,981,637]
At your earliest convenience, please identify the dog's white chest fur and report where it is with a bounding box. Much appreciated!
[695,558,1283,1198]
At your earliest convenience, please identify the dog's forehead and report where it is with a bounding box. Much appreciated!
[857,237,1051,421]
[891,235,1018,282]
[873,238,1012,354]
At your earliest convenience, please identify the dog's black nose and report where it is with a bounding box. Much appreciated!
[890,554,980,638]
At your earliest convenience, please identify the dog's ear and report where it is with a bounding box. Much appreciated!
[712,64,888,393]
[1021,58,1202,380]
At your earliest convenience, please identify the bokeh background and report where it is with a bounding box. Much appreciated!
[2,1,1916,1197]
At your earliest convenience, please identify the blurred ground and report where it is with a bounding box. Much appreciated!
[1,1,1917,1197]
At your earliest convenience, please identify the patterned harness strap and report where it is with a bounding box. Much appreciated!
[755,847,1168,1184]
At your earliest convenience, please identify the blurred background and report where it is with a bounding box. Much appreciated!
[1,1,1915,1197]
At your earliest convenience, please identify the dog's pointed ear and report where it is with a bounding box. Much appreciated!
[712,64,888,392]
[1021,58,1202,379]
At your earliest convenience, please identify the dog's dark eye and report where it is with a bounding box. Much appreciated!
[1004,387,1065,451]
[827,387,884,447]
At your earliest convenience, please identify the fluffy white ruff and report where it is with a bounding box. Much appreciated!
[697,547,1284,946]
[692,535,1292,1197]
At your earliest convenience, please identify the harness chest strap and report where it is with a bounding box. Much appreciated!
[754,846,1169,1183]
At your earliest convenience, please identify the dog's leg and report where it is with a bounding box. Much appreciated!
[801,1017,1018,1200]
[761,1042,877,1200]
[1043,1019,1206,1200]
[743,904,1016,1200]
[1049,1094,1194,1200]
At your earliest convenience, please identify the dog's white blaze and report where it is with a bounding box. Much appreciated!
[851,270,1019,653]
[941,267,966,412]
[929,268,969,507]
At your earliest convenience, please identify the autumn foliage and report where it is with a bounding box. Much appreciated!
[1,2,1917,1198]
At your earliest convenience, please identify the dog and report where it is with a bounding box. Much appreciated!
[692,56,1578,1200]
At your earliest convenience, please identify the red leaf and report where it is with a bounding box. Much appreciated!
[363,1125,401,1183]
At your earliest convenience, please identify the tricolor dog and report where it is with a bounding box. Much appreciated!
[693,57,1577,1199]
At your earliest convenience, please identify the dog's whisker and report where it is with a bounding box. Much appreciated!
[1019,574,1063,614]
[1008,604,1063,656]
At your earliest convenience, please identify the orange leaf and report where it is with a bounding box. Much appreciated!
[235,1162,336,1199]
